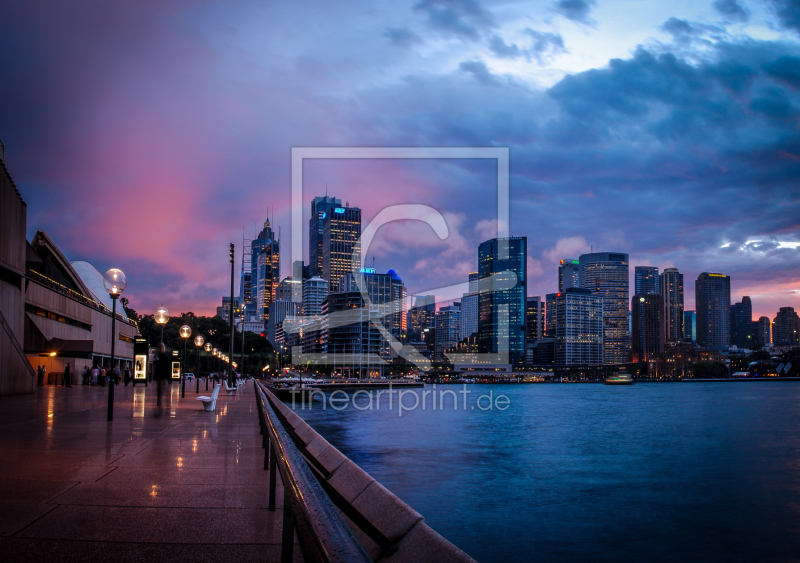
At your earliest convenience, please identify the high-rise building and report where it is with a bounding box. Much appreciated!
[460,293,479,341]
[267,300,298,344]
[525,296,543,364]
[302,277,328,317]
[555,288,604,366]
[250,219,280,322]
[754,316,771,346]
[338,269,406,347]
[635,266,659,295]
[323,291,382,377]
[730,296,755,348]
[468,271,479,293]
[631,293,665,362]
[478,237,527,365]
[322,204,361,291]
[435,305,461,361]
[545,293,558,338]
[309,196,341,278]
[559,259,581,292]
[695,273,731,350]
[684,310,696,342]
[773,307,800,346]
[408,295,436,341]
[277,277,302,304]
[659,268,684,343]
[579,252,630,364]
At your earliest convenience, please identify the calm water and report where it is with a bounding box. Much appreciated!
[294,382,800,562]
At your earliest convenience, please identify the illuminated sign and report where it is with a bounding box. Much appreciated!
[321,212,326,219]
[709,273,726,277]
[134,355,147,379]
[334,208,345,213]
[640,297,645,302]
[172,362,181,380]
[360,268,375,274]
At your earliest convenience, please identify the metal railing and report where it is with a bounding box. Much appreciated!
[254,381,372,563]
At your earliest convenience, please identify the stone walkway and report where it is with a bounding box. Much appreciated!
[0,380,299,562]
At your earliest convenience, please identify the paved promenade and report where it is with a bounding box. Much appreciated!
[0,380,298,562]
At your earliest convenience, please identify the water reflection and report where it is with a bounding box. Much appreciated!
[133,387,146,418]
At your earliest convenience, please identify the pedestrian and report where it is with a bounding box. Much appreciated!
[124,367,131,386]
[99,366,106,387]
[82,366,89,385]
[154,342,171,417]
[112,365,120,386]
[64,363,72,387]
[91,364,99,386]
[36,365,44,387]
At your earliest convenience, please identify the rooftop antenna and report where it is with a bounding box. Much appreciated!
[372,255,375,270]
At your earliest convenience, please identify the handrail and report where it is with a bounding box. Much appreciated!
[255,381,372,563]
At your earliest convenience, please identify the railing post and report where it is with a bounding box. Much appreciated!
[282,487,295,563]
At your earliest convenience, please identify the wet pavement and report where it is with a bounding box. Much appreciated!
[0,380,298,562]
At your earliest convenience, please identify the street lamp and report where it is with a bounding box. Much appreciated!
[155,306,169,345]
[179,324,191,398]
[204,342,212,389]
[194,335,204,393]
[213,348,219,380]
[103,268,126,422]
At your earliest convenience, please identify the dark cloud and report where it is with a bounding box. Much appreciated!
[488,35,521,58]
[764,55,800,88]
[553,0,596,25]
[525,29,567,64]
[660,17,725,45]
[713,0,750,23]
[384,27,422,47]
[458,59,501,85]
[413,0,496,40]
[769,0,800,34]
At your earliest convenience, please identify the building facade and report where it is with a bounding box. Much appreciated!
[631,293,665,362]
[322,204,361,291]
[302,277,328,317]
[730,296,754,348]
[684,310,696,342]
[579,252,630,364]
[773,307,800,346]
[754,316,772,346]
[309,195,341,278]
[435,305,461,361]
[695,273,731,350]
[555,288,604,366]
[478,237,527,365]
[559,259,581,292]
[635,266,659,295]
[659,268,684,344]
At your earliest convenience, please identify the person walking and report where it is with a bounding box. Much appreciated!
[91,364,99,386]
[64,363,72,387]
[82,366,89,385]
[154,343,171,417]
[36,365,44,387]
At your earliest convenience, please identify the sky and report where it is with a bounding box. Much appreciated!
[1,0,799,319]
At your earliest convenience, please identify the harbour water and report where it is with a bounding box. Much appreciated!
[294,382,800,562]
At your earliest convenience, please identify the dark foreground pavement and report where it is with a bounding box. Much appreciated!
[0,380,299,562]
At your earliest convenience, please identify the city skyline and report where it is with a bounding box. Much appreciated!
[1,1,798,318]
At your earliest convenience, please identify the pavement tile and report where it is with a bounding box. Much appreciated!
[0,503,57,536]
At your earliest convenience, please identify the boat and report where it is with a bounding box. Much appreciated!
[604,372,634,385]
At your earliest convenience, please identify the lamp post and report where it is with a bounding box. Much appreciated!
[104,268,126,422]
[194,335,204,393]
[213,348,219,381]
[204,342,212,389]
[179,325,191,398]
[155,306,169,345]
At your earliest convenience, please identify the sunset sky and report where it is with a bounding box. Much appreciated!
[1,0,798,319]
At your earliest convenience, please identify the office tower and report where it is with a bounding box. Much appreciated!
[338,269,406,344]
[684,310,696,342]
[250,219,280,322]
[555,288,604,366]
[216,296,237,322]
[324,289,382,377]
[322,204,361,291]
[635,266,659,295]
[754,316,771,346]
[525,296,543,364]
[267,300,298,344]
[277,277,302,304]
[695,272,731,350]
[478,237,527,365]
[579,252,630,364]
[468,271,479,293]
[659,268,684,344]
[309,196,341,278]
[409,295,436,341]
[559,259,581,292]
[460,293,479,341]
[302,277,328,317]
[435,305,461,360]
[773,307,800,346]
[545,293,558,337]
[731,296,755,348]
[631,293,665,362]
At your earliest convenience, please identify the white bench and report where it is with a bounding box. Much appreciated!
[224,380,237,394]
[197,383,220,412]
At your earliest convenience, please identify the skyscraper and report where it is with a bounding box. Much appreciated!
[478,237,527,365]
[526,296,543,343]
[435,305,461,361]
[322,204,361,291]
[754,316,772,346]
[408,295,436,341]
[631,293,665,362]
[695,273,731,350]
[579,252,630,364]
[545,292,558,337]
[555,288,604,366]
[559,259,581,292]
[338,269,406,346]
[773,307,800,346]
[459,272,480,341]
[730,296,754,348]
[659,267,684,344]
[684,310,696,342]
[309,195,341,278]
[302,277,328,317]
[249,219,280,322]
[635,266,659,295]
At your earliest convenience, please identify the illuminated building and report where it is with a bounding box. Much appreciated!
[635,266,659,295]
[660,268,684,344]
[408,295,436,341]
[309,195,341,278]
[478,237,527,365]
[555,288,604,366]
[249,219,279,322]
[435,305,461,361]
[579,252,630,364]
[631,293,665,362]
[559,259,581,292]
[695,272,731,350]
[460,272,479,341]
[322,204,361,291]
[525,296,543,364]
[545,292,558,337]
[302,277,328,317]
[684,310,696,342]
